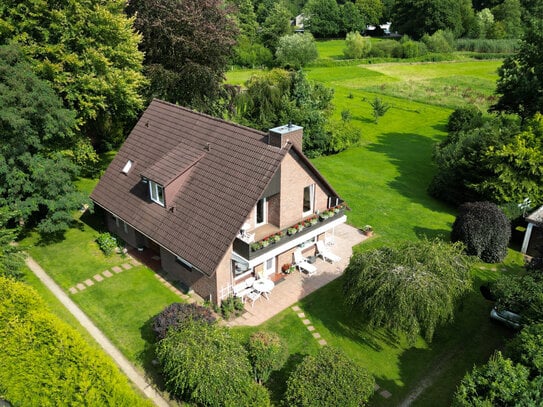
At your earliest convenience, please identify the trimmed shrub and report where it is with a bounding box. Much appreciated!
[421,30,455,53]
[217,295,245,320]
[96,232,117,256]
[451,201,511,263]
[152,302,216,341]
[447,106,484,133]
[284,346,374,407]
[156,319,269,406]
[0,277,150,406]
[506,323,543,376]
[247,331,288,383]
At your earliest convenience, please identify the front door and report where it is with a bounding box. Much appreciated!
[264,257,275,277]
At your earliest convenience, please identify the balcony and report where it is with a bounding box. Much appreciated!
[233,209,345,260]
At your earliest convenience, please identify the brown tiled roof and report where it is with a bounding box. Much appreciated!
[91,100,289,276]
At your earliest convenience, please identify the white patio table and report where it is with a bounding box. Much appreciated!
[252,278,274,299]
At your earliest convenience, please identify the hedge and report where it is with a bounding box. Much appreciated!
[0,277,150,406]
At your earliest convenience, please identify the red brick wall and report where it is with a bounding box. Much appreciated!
[279,151,330,228]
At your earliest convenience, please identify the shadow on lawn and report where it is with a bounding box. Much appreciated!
[368,132,453,213]
[413,226,452,241]
[138,316,169,393]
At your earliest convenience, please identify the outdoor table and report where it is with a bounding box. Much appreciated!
[252,278,274,299]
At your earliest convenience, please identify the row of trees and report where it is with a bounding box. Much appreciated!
[152,302,375,406]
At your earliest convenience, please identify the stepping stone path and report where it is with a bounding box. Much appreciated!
[67,256,192,304]
[291,304,392,400]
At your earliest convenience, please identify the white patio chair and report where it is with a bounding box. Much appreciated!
[316,240,341,263]
[293,249,317,275]
[233,282,253,303]
[246,290,261,307]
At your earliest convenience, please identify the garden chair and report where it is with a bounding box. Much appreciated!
[316,240,341,263]
[294,249,317,275]
[246,290,261,307]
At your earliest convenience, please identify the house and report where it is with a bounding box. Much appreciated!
[90,99,346,304]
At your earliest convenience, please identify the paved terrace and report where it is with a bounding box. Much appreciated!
[227,223,368,327]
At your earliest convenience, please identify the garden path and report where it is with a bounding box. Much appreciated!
[25,256,171,407]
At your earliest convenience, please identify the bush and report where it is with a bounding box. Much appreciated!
[451,201,511,263]
[492,273,543,323]
[0,277,150,406]
[506,323,543,376]
[156,319,269,406]
[152,302,216,341]
[275,33,318,68]
[343,31,371,59]
[247,331,288,383]
[447,106,484,133]
[421,29,455,53]
[455,38,519,53]
[217,295,244,320]
[234,37,273,68]
[284,346,375,407]
[96,232,117,256]
[452,352,530,406]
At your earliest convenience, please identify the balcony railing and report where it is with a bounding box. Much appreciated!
[233,209,345,260]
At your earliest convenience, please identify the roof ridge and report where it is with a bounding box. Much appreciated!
[152,99,267,138]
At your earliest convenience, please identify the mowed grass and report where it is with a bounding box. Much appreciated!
[227,48,517,404]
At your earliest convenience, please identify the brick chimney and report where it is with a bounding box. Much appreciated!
[268,124,303,151]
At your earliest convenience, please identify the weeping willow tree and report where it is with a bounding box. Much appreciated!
[343,239,473,343]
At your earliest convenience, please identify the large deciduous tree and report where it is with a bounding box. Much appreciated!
[343,239,473,343]
[0,0,145,147]
[391,0,470,39]
[234,69,334,156]
[127,0,239,114]
[304,0,341,38]
[276,33,318,69]
[493,19,543,119]
[0,45,88,234]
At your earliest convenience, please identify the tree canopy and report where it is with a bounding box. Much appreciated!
[0,45,88,234]
[343,239,473,343]
[0,207,25,279]
[284,346,375,407]
[493,19,543,118]
[392,0,473,39]
[304,0,341,38]
[156,319,269,406]
[0,0,145,145]
[127,0,239,114]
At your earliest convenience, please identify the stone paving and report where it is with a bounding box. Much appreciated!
[227,223,367,327]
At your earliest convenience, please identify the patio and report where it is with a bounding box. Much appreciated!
[227,223,368,326]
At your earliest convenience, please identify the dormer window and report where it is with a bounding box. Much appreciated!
[149,180,165,206]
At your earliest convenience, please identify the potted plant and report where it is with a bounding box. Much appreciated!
[287,227,297,236]
[250,242,262,251]
[261,238,270,248]
[271,233,281,243]
[363,225,373,237]
[309,216,318,226]
[296,223,304,232]
[281,263,295,274]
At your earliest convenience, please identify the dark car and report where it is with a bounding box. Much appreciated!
[490,307,522,330]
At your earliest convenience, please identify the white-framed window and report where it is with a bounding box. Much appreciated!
[255,197,267,227]
[303,184,315,216]
[123,221,128,234]
[149,180,165,206]
[121,160,133,174]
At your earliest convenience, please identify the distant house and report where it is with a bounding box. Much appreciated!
[91,100,346,304]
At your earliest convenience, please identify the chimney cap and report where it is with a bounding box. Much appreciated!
[269,123,303,134]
